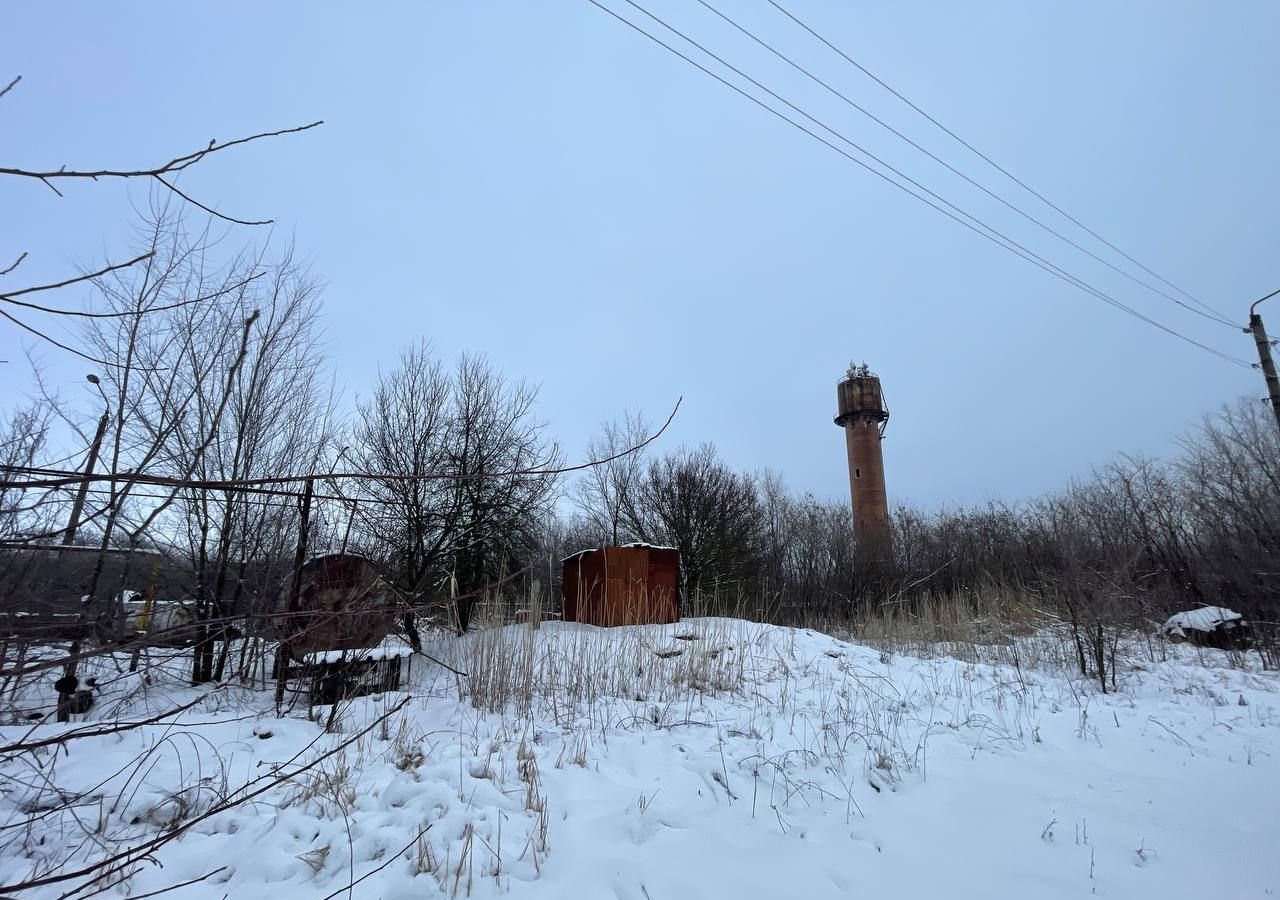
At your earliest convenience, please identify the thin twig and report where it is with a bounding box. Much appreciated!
[153,174,272,226]
[0,253,153,299]
[414,649,469,678]
[0,251,27,276]
[2,264,264,318]
[110,866,228,900]
[316,826,431,900]
[0,307,131,368]
[0,698,409,895]
[0,691,216,755]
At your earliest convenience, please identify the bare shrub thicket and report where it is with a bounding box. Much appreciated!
[67,204,320,632]
[563,400,1279,669]
[350,346,561,637]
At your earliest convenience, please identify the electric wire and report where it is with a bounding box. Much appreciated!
[695,0,1238,330]
[765,0,1233,325]
[587,0,1250,368]
[0,463,384,506]
[0,395,682,491]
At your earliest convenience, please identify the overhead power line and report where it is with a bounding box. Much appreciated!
[2,463,374,505]
[0,395,683,492]
[695,0,1237,331]
[588,0,1250,368]
[765,0,1233,325]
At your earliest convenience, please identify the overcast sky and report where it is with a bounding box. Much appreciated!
[4,2,1277,510]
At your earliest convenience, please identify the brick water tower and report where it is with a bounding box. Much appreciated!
[834,363,890,549]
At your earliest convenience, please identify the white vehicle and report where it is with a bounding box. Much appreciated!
[119,591,196,640]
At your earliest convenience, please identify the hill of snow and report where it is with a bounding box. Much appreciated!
[1,619,1276,898]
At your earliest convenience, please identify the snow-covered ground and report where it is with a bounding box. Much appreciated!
[1,619,1276,899]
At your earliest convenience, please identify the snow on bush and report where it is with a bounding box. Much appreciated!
[1161,605,1243,637]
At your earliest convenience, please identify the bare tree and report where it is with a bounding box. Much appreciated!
[352,348,561,636]
[573,411,649,545]
[446,354,560,628]
[73,204,254,613]
[352,341,455,647]
[623,443,761,608]
[157,244,332,683]
[30,201,277,713]
[0,401,54,543]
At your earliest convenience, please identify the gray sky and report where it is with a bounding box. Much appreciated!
[4,2,1277,510]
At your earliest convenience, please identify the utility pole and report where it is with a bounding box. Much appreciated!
[275,477,314,709]
[55,391,112,723]
[61,407,110,547]
[1245,288,1280,437]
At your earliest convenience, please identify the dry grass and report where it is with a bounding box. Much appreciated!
[782,586,1182,681]
[423,579,1226,739]
[423,610,762,731]
[847,591,1077,670]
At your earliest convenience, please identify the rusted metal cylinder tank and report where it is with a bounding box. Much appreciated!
[279,553,396,660]
[834,364,890,550]
[835,373,886,419]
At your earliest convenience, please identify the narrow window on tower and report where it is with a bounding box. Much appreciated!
[855,468,861,479]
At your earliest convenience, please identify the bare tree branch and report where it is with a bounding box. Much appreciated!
[106,866,229,900]
[0,697,407,896]
[0,307,129,368]
[0,74,19,101]
[0,250,27,276]
[126,310,261,538]
[1,120,323,181]
[3,265,265,319]
[1,253,152,299]
[0,691,216,755]
[154,174,273,226]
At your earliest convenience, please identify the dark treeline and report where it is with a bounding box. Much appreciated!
[3,206,1278,685]
[891,397,1278,632]
[559,398,1279,668]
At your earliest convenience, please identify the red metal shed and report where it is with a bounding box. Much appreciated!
[561,544,681,627]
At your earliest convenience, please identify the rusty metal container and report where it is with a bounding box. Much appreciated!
[836,374,886,422]
[281,553,397,660]
[562,544,681,627]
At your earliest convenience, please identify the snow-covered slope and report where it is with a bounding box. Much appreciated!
[1,619,1276,899]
